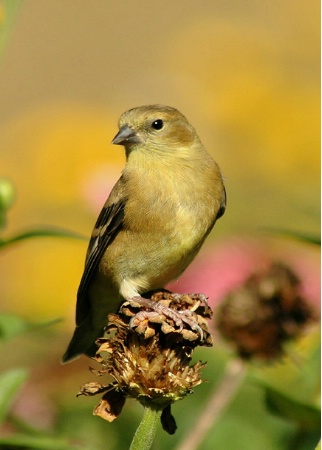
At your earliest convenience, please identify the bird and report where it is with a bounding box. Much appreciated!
[62,104,226,363]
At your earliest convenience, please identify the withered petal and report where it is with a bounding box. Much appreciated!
[161,404,177,435]
[77,382,107,397]
[94,390,126,422]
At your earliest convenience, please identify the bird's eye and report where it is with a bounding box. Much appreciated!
[151,119,164,130]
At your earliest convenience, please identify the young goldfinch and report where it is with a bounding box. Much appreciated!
[62,105,226,363]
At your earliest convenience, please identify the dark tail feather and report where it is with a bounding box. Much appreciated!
[61,324,103,364]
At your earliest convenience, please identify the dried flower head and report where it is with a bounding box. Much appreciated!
[77,291,213,434]
[216,262,316,360]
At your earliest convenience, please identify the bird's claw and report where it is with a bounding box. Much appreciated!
[127,295,204,341]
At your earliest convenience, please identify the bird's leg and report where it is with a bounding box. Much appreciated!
[127,295,204,341]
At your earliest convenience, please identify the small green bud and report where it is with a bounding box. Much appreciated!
[0,177,15,211]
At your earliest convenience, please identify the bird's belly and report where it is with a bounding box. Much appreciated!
[101,209,210,298]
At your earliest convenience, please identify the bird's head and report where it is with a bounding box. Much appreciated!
[111,105,198,157]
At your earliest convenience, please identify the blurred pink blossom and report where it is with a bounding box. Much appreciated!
[167,236,320,310]
[81,164,120,212]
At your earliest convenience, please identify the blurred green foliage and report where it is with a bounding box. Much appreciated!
[0,0,22,57]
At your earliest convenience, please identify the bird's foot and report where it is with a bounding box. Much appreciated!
[121,292,212,343]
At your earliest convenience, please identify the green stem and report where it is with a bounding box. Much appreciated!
[130,405,162,450]
[0,227,85,248]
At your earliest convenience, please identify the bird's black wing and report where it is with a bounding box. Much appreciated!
[75,181,126,326]
[216,185,226,220]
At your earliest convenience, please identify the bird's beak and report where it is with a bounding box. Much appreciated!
[112,125,141,145]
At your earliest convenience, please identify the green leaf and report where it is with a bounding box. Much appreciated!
[249,327,320,431]
[264,385,320,430]
[0,368,29,424]
[281,230,320,245]
[264,228,320,245]
[0,314,61,341]
[0,434,75,450]
[0,227,86,249]
[0,314,30,340]
[194,381,296,450]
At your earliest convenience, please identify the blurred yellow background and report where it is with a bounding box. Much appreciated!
[0,0,319,325]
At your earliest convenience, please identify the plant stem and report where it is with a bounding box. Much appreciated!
[175,358,246,450]
[130,405,162,450]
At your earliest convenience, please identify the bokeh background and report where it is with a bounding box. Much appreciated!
[0,1,320,449]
